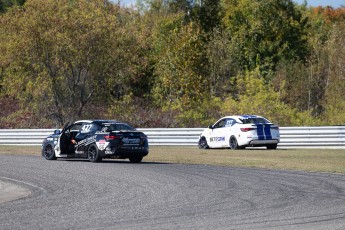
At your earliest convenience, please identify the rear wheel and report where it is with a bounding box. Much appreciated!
[229,136,241,150]
[88,144,102,162]
[42,144,56,160]
[267,144,277,150]
[129,156,143,163]
[198,137,209,149]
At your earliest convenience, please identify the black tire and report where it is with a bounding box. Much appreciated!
[42,144,56,160]
[229,136,240,150]
[87,144,102,163]
[267,144,277,150]
[198,137,209,149]
[129,156,143,163]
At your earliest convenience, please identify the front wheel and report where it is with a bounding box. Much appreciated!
[88,144,102,162]
[42,144,56,160]
[198,137,209,149]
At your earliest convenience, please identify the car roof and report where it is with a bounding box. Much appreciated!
[221,115,264,120]
[74,120,120,124]
[217,115,271,123]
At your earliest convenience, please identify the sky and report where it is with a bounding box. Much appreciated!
[294,0,344,8]
[116,0,344,8]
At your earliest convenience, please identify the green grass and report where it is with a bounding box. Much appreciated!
[1,145,345,174]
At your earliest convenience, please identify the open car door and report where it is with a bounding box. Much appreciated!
[55,121,70,156]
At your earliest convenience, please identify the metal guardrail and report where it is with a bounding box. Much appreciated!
[0,126,345,148]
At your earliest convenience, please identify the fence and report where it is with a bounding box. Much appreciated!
[0,126,345,148]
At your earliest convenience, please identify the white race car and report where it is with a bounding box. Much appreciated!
[198,115,280,149]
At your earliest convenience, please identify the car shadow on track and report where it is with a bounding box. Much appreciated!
[102,160,171,165]
[58,159,171,165]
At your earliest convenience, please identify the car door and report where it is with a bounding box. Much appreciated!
[224,118,236,147]
[55,121,70,156]
[74,123,99,153]
[75,123,96,144]
[67,123,84,155]
[208,119,227,148]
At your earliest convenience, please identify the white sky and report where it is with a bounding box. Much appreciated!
[116,0,344,8]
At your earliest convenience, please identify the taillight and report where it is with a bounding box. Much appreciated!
[104,135,120,140]
[241,127,255,132]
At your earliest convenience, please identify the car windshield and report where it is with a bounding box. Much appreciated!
[100,123,135,132]
[240,117,270,124]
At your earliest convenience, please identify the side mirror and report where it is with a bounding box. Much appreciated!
[54,129,61,135]
[208,125,213,129]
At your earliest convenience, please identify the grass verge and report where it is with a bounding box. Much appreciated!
[1,145,344,174]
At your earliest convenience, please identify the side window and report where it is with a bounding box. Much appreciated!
[225,119,236,127]
[69,124,83,132]
[65,123,82,133]
[93,124,102,132]
[214,119,226,129]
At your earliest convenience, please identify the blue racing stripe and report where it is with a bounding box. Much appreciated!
[264,125,272,140]
[256,124,265,140]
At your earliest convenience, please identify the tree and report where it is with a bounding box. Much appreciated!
[222,68,317,126]
[273,59,310,112]
[0,0,136,126]
[0,0,25,13]
[270,6,345,122]
[322,22,345,125]
[221,0,309,77]
[188,0,222,33]
[152,16,210,126]
[206,28,236,98]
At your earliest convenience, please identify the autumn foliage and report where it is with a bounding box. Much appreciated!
[0,0,344,128]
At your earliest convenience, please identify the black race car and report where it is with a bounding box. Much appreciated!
[42,120,149,163]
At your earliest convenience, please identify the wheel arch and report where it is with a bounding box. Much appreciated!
[198,136,210,149]
[87,143,102,162]
[42,142,57,160]
[229,135,245,150]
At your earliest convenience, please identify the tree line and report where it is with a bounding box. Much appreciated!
[0,0,344,128]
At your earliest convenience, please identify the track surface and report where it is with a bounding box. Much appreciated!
[1,155,345,230]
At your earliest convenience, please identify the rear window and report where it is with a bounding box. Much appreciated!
[100,123,135,132]
[116,124,135,131]
[240,117,270,124]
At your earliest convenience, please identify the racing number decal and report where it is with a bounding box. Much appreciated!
[81,124,92,133]
[225,120,233,127]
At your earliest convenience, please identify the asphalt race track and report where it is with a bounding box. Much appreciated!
[1,155,345,230]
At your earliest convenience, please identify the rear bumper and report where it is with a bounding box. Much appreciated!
[101,146,149,158]
[249,139,279,145]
